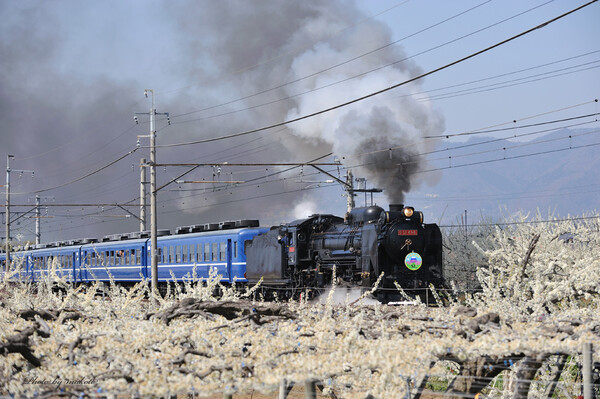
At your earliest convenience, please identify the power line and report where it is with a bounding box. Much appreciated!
[153,103,599,191]
[440,214,599,228]
[165,54,599,131]
[151,135,597,213]
[426,99,598,139]
[1,203,143,208]
[160,130,600,207]
[411,49,600,100]
[344,109,599,162]
[418,140,600,174]
[166,1,551,128]
[161,183,335,216]
[420,62,600,102]
[80,123,600,214]
[415,184,600,203]
[25,135,600,239]
[441,110,598,137]
[177,119,599,194]
[149,1,598,149]
[13,146,140,195]
[170,0,493,120]
[158,0,412,96]
[413,128,600,166]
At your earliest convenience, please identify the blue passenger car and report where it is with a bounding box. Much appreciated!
[28,245,81,282]
[153,226,270,283]
[0,219,270,287]
[79,238,149,283]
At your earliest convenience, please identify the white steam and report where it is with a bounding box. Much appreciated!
[293,200,318,220]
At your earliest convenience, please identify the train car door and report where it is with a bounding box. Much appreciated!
[79,249,90,283]
[73,250,80,284]
[134,244,147,280]
[143,242,151,279]
[227,239,232,282]
[27,254,33,282]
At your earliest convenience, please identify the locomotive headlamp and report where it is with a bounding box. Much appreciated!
[403,207,414,217]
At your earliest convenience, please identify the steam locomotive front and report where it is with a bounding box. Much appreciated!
[378,204,443,292]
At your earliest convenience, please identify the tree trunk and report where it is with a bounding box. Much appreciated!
[512,353,549,398]
[544,354,568,398]
[445,355,523,399]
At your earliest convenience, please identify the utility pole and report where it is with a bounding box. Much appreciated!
[35,195,40,245]
[135,89,169,295]
[5,154,12,273]
[4,155,34,272]
[140,158,147,232]
[31,195,53,245]
[346,169,355,213]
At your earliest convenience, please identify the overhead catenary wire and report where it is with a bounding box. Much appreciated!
[149,1,598,149]
[24,139,600,240]
[417,140,600,174]
[155,136,598,210]
[163,1,554,129]
[170,0,493,120]
[439,214,600,228]
[341,106,600,162]
[409,49,600,100]
[164,115,600,196]
[425,99,599,139]
[416,182,600,203]
[420,61,600,102]
[12,146,140,195]
[148,100,598,196]
[161,53,599,132]
[403,126,600,167]
[157,131,599,210]
[9,116,596,232]
[158,0,413,96]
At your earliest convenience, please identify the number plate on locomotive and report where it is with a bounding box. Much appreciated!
[398,230,418,235]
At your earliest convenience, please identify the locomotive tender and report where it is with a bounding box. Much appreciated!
[1,204,442,301]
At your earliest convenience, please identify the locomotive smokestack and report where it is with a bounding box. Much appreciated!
[389,204,404,212]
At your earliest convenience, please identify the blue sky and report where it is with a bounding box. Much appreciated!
[0,0,598,242]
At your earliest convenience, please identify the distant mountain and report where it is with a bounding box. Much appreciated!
[405,127,600,225]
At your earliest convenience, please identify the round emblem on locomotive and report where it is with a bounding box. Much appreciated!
[404,252,423,270]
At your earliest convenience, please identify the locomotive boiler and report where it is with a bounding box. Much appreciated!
[245,204,443,301]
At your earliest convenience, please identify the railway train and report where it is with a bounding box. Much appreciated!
[0,204,443,301]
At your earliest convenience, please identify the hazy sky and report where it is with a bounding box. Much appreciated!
[1,0,598,243]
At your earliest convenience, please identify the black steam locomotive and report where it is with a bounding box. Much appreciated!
[245,204,443,301]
